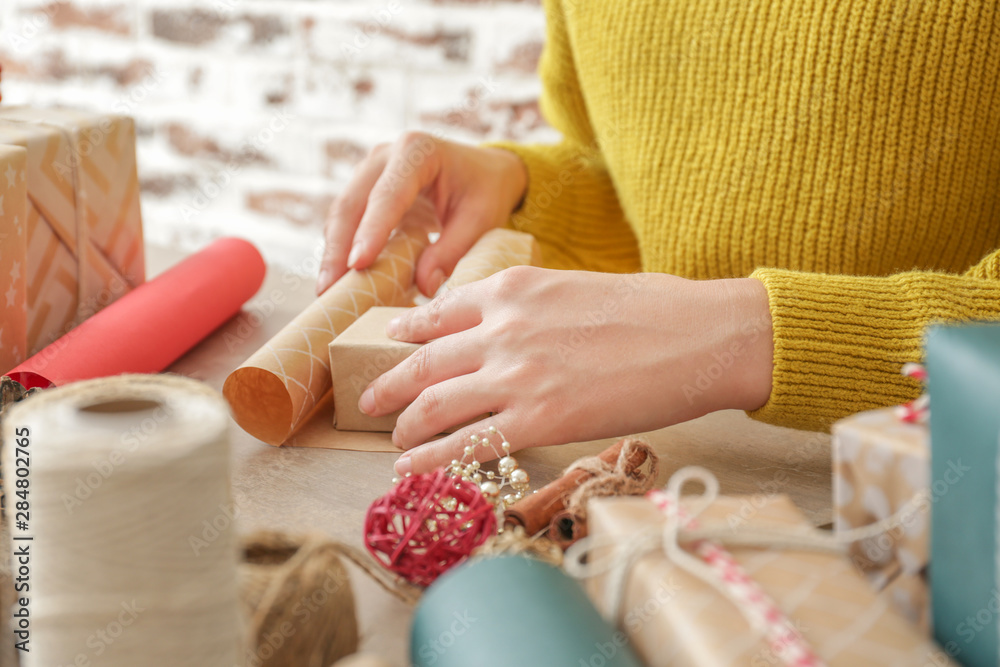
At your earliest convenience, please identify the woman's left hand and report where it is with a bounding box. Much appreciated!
[358,266,774,475]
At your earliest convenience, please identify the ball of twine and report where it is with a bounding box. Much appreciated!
[240,531,359,667]
[365,468,497,586]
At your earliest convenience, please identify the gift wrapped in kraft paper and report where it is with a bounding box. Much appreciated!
[0,107,144,355]
[832,407,930,577]
[572,470,953,667]
[224,202,541,446]
[0,144,28,374]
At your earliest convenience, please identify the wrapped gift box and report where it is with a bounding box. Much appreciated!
[926,322,1000,667]
[0,144,27,374]
[0,107,144,355]
[832,408,929,576]
[329,306,418,432]
[585,494,953,666]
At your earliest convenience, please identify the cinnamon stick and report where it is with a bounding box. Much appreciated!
[504,438,649,535]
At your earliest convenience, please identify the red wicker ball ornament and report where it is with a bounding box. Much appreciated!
[364,468,497,586]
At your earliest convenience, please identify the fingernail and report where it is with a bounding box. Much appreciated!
[359,386,375,415]
[386,316,401,339]
[429,268,446,294]
[317,268,331,294]
[394,454,412,476]
[347,242,364,268]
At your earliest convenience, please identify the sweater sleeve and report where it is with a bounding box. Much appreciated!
[749,248,1000,431]
[484,0,641,274]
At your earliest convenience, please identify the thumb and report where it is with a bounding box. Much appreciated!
[415,206,494,296]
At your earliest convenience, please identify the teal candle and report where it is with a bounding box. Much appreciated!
[927,323,1000,667]
[411,555,644,667]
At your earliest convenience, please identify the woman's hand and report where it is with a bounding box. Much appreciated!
[356,267,775,475]
[317,133,527,297]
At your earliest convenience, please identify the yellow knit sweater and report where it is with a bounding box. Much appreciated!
[489,0,1000,431]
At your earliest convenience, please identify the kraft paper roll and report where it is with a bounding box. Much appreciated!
[1,374,242,666]
[410,556,643,667]
[7,237,265,390]
[443,227,542,289]
[280,227,540,452]
[223,211,435,446]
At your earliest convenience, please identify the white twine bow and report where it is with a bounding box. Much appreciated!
[565,466,928,667]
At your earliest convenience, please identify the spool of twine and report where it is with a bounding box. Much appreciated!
[0,374,242,666]
[239,530,422,667]
[240,531,359,667]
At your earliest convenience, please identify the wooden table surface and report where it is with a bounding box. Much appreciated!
[153,245,834,666]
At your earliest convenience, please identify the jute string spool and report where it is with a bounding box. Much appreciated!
[239,530,421,667]
[1,374,242,666]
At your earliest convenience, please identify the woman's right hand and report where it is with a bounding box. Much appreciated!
[316,133,528,297]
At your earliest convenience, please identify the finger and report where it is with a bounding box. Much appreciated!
[385,287,483,343]
[394,414,516,476]
[415,203,496,297]
[361,334,480,418]
[317,148,390,294]
[392,373,499,450]
[351,133,440,271]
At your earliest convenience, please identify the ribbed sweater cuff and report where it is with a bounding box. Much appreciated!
[745,268,1000,430]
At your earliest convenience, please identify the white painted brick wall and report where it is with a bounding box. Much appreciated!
[0,0,556,272]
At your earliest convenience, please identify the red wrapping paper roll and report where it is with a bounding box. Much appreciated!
[8,237,265,389]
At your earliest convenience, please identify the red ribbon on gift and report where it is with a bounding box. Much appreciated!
[896,362,929,424]
[647,485,825,667]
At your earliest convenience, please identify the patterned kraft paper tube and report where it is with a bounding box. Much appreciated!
[7,237,265,389]
[224,216,541,446]
[224,217,433,446]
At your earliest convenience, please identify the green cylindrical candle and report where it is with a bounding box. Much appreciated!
[411,556,644,667]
